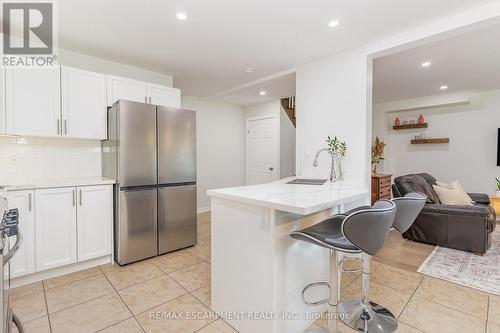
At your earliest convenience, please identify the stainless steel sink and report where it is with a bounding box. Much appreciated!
[286,178,328,185]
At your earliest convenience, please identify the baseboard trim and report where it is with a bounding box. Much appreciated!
[11,255,112,288]
[197,206,211,213]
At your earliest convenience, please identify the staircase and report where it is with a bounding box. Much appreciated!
[281,96,296,127]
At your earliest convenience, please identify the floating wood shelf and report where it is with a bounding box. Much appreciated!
[411,138,450,144]
[393,123,428,130]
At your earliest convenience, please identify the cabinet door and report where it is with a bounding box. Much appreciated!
[148,84,181,108]
[7,190,35,278]
[5,67,61,137]
[61,66,107,139]
[77,185,112,261]
[35,188,77,271]
[107,75,148,106]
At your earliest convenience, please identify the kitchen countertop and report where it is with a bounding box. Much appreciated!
[2,177,116,191]
[207,177,369,215]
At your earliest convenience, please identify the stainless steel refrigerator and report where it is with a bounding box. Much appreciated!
[103,100,197,265]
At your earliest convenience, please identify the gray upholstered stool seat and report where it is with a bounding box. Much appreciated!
[291,215,361,253]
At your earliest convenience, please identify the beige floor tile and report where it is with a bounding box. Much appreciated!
[10,282,43,299]
[50,293,131,333]
[45,274,114,313]
[400,297,486,333]
[341,272,360,290]
[98,317,144,333]
[191,285,211,308]
[10,291,47,323]
[371,262,423,294]
[44,267,101,289]
[490,295,500,325]
[170,262,210,292]
[153,250,204,274]
[488,322,500,333]
[104,261,164,290]
[99,261,122,273]
[319,320,423,333]
[118,275,187,315]
[136,294,216,333]
[187,240,211,261]
[13,316,51,333]
[341,278,411,317]
[414,277,488,319]
[486,321,500,333]
[197,319,237,332]
[306,323,324,331]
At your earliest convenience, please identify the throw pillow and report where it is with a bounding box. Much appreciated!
[432,184,473,205]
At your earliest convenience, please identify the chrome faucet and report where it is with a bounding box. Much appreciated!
[313,148,336,182]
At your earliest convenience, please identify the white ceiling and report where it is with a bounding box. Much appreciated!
[58,0,500,97]
[373,22,500,103]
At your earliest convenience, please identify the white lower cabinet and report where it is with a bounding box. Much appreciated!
[8,190,35,278]
[77,185,112,261]
[35,188,78,271]
[9,184,113,278]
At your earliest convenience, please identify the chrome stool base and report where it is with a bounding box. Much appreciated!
[338,299,398,333]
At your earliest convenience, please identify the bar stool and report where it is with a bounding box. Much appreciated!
[290,200,397,333]
[338,192,426,333]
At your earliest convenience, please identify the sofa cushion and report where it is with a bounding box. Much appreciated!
[394,174,441,204]
[433,184,473,205]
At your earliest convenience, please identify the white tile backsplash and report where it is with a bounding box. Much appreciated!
[0,137,102,185]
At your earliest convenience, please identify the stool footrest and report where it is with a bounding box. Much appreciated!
[302,281,331,306]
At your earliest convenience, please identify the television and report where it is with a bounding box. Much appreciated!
[498,128,500,166]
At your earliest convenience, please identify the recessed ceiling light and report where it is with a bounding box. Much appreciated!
[259,90,267,96]
[421,61,432,68]
[440,85,448,90]
[176,12,188,20]
[328,20,339,28]
[243,68,253,73]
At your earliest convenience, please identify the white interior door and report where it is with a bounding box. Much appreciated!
[246,115,279,185]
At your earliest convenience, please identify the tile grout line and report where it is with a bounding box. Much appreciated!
[41,280,54,333]
[42,269,102,291]
[100,269,146,333]
[486,297,490,333]
[396,273,425,332]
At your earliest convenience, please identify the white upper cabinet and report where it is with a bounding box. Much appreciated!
[61,66,107,139]
[8,190,35,278]
[77,185,112,261]
[5,67,61,137]
[107,75,148,105]
[35,187,77,271]
[148,84,181,108]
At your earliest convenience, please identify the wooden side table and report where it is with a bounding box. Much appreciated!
[371,174,392,205]
[490,196,500,219]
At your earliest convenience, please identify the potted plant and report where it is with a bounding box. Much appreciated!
[326,136,347,181]
[371,137,386,174]
[496,178,500,197]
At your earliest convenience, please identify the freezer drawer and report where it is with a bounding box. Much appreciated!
[157,107,196,184]
[118,101,157,187]
[158,185,197,254]
[117,187,157,264]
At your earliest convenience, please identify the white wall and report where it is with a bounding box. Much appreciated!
[182,96,245,211]
[244,100,281,118]
[373,89,500,194]
[295,47,372,185]
[280,106,296,178]
[58,49,173,86]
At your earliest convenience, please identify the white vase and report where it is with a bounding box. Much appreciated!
[496,190,500,198]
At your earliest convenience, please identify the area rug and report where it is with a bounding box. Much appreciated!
[418,228,500,295]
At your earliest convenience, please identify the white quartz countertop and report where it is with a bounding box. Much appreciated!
[207,177,369,215]
[2,177,116,191]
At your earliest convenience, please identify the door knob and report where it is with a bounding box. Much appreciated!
[269,167,274,171]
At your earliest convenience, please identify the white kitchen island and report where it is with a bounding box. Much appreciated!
[207,178,369,333]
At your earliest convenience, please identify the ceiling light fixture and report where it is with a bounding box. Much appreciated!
[243,68,253,73]
[440,85,448,90]
[176,12,188,20]
[259,91,267,96]
[328,20,339,28]
[421,61,432,68]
